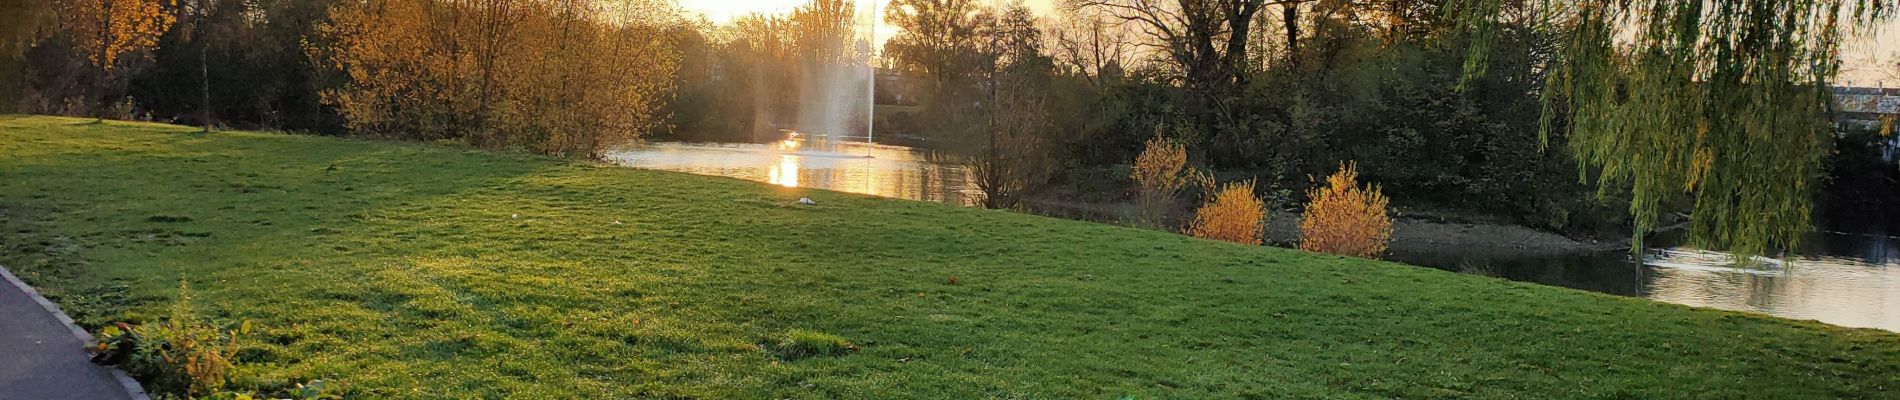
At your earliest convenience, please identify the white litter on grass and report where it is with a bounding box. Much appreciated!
[612,220,623,225]
[797,197,816,205]
[511,214,519,219]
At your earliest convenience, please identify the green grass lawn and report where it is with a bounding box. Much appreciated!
[2,115,1897,399]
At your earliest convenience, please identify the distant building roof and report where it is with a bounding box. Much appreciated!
[1835,86,1900,117]
[1833,86,1900,96]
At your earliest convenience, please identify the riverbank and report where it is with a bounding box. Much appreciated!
[1030,199,1624,258]
[1265,211,1626,257]
[4,116,1897,398]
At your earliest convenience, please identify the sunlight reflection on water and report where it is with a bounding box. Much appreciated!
[608,141,980,205]
[1639,237,1899,332]
[1401,232,1900,332]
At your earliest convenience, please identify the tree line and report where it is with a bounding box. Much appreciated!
[3,0,678,158]
[654,0,1616,233]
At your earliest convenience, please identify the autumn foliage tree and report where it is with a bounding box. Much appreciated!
[1187,179,1266,245]
[1300,162,1392,258]
[318,0,678,158]
[59,0,176,120]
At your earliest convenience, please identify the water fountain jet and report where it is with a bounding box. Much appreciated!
[777,0,878,159]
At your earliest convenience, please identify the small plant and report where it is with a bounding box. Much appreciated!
[766,329,857,360]
[1300,162,1393,258]
[1186,180,1267,245]
[92,322,141,365]
[95,281,249,397]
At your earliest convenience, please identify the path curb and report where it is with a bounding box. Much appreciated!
[0,264,151,400]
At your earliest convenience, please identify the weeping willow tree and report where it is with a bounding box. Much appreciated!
[1453,0,1897,259]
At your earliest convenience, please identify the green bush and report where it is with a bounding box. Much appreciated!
[94,281,247,397]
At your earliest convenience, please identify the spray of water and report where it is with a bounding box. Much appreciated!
[785,0,878,154]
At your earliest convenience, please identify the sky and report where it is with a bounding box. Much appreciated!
[1841,24,1900,87]
[675,0,1056,24]
[674,1,1899,86]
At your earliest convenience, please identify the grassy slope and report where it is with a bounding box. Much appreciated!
[1,115,1896,399]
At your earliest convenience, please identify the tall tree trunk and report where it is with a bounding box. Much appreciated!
[1223,0,1261,88]
[982,33,1003,209]
[95,54,107,121]
[96,0,113,121]
[198,0,210,132]
[1282,3,1299,70]
[1387,0,1406,44]
[200,40,210,132]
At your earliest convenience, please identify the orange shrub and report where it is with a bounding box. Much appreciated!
[1130,136,1190,225]
[1300,163,1392,258]
[1187,180,1266,245]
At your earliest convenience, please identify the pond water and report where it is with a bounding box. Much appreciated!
[1397,232,1899,332]
[610,141,1899,333]
[608,139,981,205]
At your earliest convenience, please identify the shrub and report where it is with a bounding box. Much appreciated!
[1130,136,1192,226]
[58,96,91,117]
[1300,162,1393,258]
[104,97,144,121]
[1187,180,1267,245]
[96,281,248,397]
[766,329,857,360]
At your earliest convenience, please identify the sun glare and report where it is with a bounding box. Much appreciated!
[676,0,1057,48]
[676,0,812,24]
[769,155,801,187]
